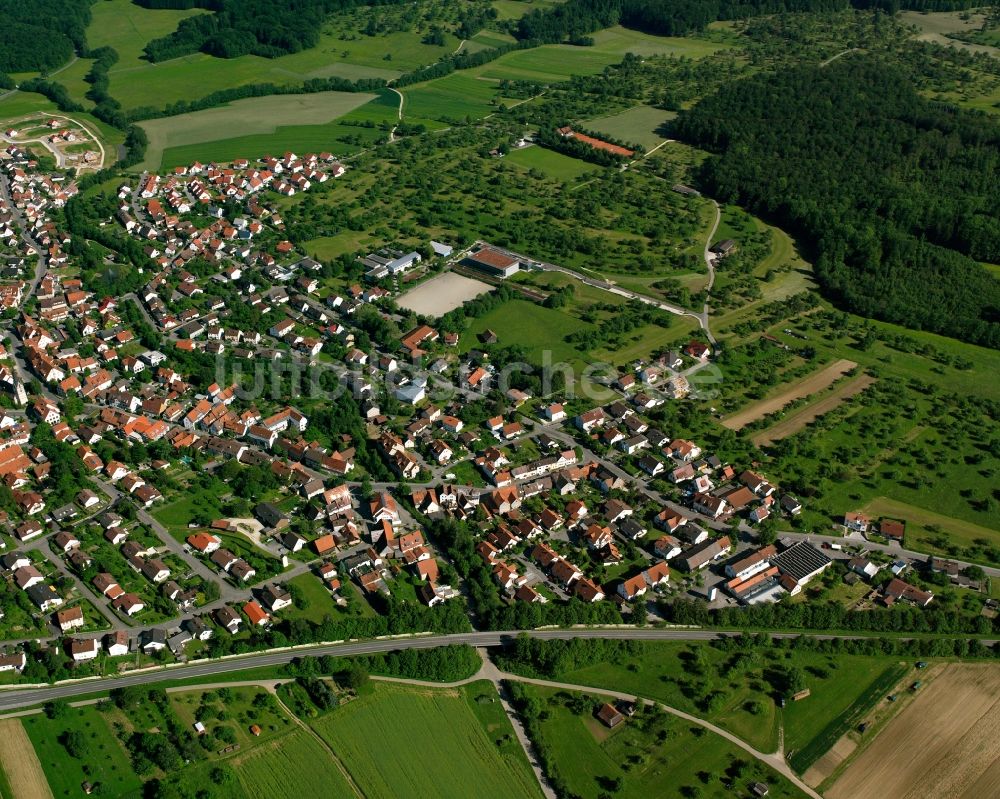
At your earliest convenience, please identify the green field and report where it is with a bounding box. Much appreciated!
[138,90,383,169]
[517,684,806,799]
[505,145,597,180]
[23,707,143,799]
[62,1,452,111]
[232,729,356,799]
[402,72,504,121]
[586,105,677,150]
[503,640,914,757]
[309,681,543,799]
[460,298,592,368]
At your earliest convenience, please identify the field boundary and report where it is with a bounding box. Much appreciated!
[722,358,858,431]
[0,719,53,799]
[753,373,875,445]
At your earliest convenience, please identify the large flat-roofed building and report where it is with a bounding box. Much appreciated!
[464,247,520,279]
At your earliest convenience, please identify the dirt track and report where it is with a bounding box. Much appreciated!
[722,358,857,431]
[753,374,874,445]
[828,663,1000,799]
[0,718,53,799]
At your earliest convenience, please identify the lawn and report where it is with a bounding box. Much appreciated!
[585,105,677,150]
[282,572,355,624]
[231,728,356,799]
[138,90,381,169]
[517,684,807,799]
[309,681,542,799]
[505,145,597,181]
[23,707,143,799]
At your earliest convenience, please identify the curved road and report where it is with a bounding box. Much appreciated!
[0,626,972,712]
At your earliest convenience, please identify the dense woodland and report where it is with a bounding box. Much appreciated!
[675,57,1000,347]
[0,0,94,72]
[136,0,408,60]
[515,0,984,43]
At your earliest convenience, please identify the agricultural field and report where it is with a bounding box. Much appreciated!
[515,683,806,799]
[22,707,142,799]
[137,91,384,170]
[752,374,876,446]
[825,663,1000,799]
[402,72,507,122]
[721,359,859,431]
[231,729,357,799]
[309,681,542,799]
[585,105,677,150]
[0,719,54,799]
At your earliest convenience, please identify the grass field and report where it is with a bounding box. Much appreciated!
[518,683,806,799]
[861,497,1000,557]
[505,145,597,180]
[232,728,357,799]
[585,105,677,150]
[752,374,876,446]
[309,681,542,799]
[138,90,380,169]
[402,72,504,121]
[460,298,591,368]
[64,1,454,111]
[786,663,909,774]
[23,708,142,799]
[0,720,53,799]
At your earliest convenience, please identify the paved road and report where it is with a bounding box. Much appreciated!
[0,626,977,711]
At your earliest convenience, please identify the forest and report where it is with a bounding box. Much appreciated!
[514,0,983,43]
[136,0,408,61]
[0,0,94,72]
[674,57,1000,347]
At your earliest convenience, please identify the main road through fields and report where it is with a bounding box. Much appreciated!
[0,627,986,712]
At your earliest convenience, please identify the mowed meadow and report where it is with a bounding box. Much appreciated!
[309,681,543,799]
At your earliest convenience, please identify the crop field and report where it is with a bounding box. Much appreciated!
[721,358,858,431]
[827,664,1000,799]
[752,374,876,446]
[585,105,677,150]
[309,681,542,799]
[0,720,54,799]
[402,73,504,121]
[232,728,356,799]
[137,91,380,170]
[518,684,805,799]
[397,272,493,316]
[505,145,597,180]
[23,707,142,799]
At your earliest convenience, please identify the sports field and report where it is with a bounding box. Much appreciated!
[586,105,677,150]
[137,91,379,170]
[828,663,1000,799]
[309,681,542,799]
[397,273,493,317]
